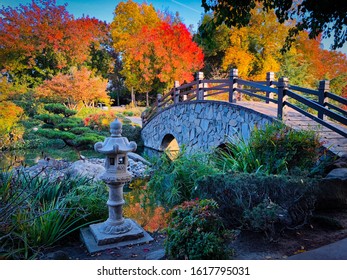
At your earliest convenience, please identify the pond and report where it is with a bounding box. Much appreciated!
[0,147,103,170]
[0,146,162,170]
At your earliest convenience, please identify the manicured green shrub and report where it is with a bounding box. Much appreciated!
[165,199,233,260]
[195,173,318,239]
[123,110,134,116]
[35,103,104,153]
[121,123,142,145]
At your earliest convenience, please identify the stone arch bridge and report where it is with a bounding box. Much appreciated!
[141,100,273,154]
[141,70,347,155]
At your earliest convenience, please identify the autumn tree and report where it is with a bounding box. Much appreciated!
[196,4,347,100]
[0,0,109,87]
[111,1,204,104]
[111,0,160,53]
[201,0,347,51]
[125,23,204,87]
[0,78,25,149]
[215,6,289,79]
[277,31,347,93]
[36,67,109,109]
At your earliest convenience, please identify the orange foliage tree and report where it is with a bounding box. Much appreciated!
[0,0,109,87]
[36,67,109,109]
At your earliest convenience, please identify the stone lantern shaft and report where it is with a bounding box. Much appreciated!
[87,119,144,246]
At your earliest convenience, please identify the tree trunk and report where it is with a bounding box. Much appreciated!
[131,87,136,107]
[146,91,149,107]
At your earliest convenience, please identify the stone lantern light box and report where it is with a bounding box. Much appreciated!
[80,119,153,253]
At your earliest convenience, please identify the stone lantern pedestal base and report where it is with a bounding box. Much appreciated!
[80,219,154,254]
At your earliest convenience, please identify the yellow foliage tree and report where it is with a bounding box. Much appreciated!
[111,0,160,53]
[222,5,288,80]
[0,101,24,150]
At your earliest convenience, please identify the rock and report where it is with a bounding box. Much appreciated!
[44,250,70,260]
[324,154,347,174]
[67,160,106,181]
[128,152,151,166]
[145,249,166,260]
[316,168,347,210]
[325,168,347,180]
[37,157,70,170]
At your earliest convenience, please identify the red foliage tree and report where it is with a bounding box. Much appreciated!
[123,22,204,92]
[0,0,108,86]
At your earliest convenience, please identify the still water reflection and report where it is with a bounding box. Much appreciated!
[0,146,166,170]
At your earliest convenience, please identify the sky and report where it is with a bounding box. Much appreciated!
[1,0,205,30]
[2,0,347,54]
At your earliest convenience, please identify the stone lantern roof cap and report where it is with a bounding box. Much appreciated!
[94,118,137,155]
[110,118,122,137]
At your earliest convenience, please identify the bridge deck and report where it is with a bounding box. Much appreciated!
[237,101,347,156]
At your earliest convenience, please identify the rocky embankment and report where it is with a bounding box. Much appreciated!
[15,152,150,182]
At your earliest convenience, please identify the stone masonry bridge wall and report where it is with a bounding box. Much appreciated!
[141,101,275,153]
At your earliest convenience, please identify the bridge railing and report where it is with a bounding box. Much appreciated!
[142,69,347,137]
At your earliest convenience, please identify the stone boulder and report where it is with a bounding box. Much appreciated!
[324,154,347,174]
[67,160,105,181]
[316,168,347,210]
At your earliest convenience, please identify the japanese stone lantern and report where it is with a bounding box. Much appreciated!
[88,119,144,246]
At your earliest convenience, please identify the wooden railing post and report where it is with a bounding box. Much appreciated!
[277,77,289,120]
[318,80,329,120]
[182,92,187,101]
[266,72,275,104]
[229,68,238,103]
[174,80,180,104]
[196,71,204,100]
[157,93,162,111]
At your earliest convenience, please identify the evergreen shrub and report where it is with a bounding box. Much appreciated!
[165,199,233,260]
[195,173,318,238]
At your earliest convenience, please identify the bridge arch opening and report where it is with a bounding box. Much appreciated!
[160,134,180,159]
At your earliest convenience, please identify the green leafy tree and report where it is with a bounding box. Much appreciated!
[194,14,230,79]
